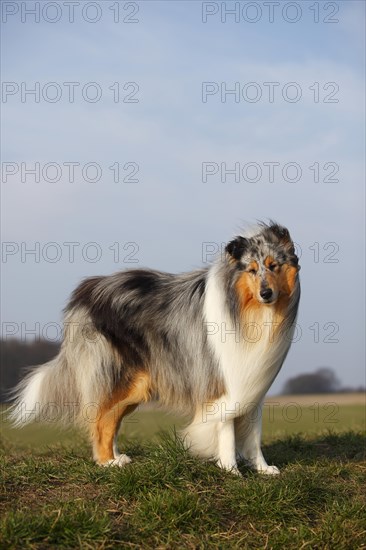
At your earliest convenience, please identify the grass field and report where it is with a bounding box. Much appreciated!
[1,395,365,549]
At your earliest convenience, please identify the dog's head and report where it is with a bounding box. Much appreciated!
[226,222,300,306]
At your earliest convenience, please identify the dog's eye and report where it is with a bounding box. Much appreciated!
[268,264,277,271]
[248,269,257,275]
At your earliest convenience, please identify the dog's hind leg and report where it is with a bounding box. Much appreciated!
[91,371,151,467]
[92,402,138,467]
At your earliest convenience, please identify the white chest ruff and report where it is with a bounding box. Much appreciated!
[203,267,292,418]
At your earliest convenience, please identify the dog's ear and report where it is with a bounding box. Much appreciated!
[226,236,248,261]
[269,223,295,255]
[269,223,291,246]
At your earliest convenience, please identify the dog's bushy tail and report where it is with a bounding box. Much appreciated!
[8,307,116,429]
[8,350,80,427]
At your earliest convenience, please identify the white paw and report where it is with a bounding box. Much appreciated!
[101,454,132,468]
[230,466,242,477]
[217,460,242,477]
[257,464,280,475]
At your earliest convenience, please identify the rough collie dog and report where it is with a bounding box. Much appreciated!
[10,222,300,475]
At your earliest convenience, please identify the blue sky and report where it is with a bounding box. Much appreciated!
[1,0,365,393]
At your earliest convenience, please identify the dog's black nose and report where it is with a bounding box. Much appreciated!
[260,288,273,301]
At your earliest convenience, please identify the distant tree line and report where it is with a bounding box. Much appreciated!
[0,340,364,402]
[0,339,60,402]
[282,367,365,395]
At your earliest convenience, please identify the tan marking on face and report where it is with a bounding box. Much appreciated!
[271,264,299,326]
[262,270,280,295]
[279,264,298,296]
[236,272,253,306]
[236,271,262,314]
[235,262,260,309]
[264,256,276,269]
[91,371,151,464]
[237,260,299,313]
[248,260,259,273]
[261,262,298,301]
[236,262,299,338]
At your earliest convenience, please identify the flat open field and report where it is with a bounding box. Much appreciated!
[266,392,365,405]
[1,394,365,549]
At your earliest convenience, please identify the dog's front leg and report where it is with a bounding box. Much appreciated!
[217,419,241,475]
[235,406,280,475]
